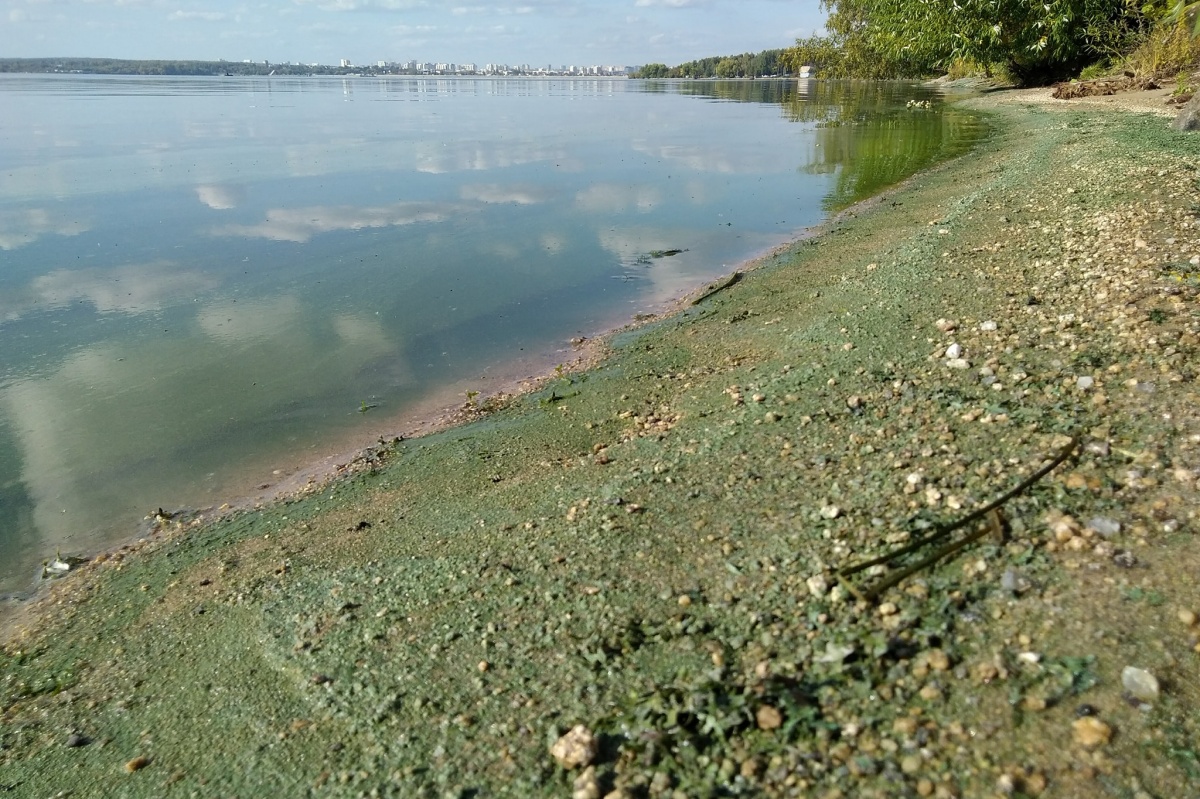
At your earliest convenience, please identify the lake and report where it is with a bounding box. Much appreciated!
[0,75,985,597]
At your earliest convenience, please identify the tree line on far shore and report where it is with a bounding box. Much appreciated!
[636,0,1200,86]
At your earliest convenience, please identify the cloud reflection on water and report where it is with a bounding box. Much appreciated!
[459,183,556,205]
[574,183,662,213]
[212,201,467,242]
[0,208,90,251]
[195,184,245,210]
[31,261,219,314]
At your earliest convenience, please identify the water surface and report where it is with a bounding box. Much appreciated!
[0,75,985,594]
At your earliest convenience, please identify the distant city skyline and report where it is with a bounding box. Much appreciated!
[0,0,826,68]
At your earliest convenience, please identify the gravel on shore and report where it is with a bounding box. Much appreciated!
[3,91,1200,799]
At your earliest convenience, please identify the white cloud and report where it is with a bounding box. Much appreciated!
[634,0,704,7]
[168,10,228,21]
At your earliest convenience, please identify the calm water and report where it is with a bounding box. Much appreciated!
[0,75,985,595]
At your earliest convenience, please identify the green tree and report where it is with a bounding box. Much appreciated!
[815,0,1168,84]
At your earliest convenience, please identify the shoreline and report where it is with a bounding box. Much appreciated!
[4,89,1200,797]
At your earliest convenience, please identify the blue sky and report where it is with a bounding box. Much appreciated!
[1,0,826,67]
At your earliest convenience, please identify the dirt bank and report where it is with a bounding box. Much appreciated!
[3,93,1199,799]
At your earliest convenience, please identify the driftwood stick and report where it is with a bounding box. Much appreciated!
[690,271,742,305]
[840,434,1079,579]
[854,510,1003,601]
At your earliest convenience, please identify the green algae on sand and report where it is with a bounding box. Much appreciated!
[4,96,1200,799]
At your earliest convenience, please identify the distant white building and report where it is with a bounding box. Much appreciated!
[340,58,351,68]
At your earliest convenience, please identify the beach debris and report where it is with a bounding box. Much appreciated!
[839,436,1079,601]
[690,271,742,305]
[41,552,88,580]
[550,725,598,769]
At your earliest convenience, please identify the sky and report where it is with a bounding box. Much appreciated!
[1,0,826,68]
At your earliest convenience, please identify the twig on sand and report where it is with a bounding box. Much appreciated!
[839,435,1080,602]
[690,271,742,305]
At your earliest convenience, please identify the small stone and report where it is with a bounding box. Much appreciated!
[878,602,898,616]
[1179,609,1198,627]
[846,395,863,410]
[1076,376,1094,391]
[756,704,783,731]
[66,733,89,748]
[946,358,970,370]
[1121,666,1160,703]
[900,754,922,774]
[125,755,152,773]
[1001,568,1031,595]
[980,320,997,332]
[925,649,950,671]
[1087,517,1121,538]
[916,778,934,796]
[806,574,829,598]
[945,343,962,359]
[1072,717,1112,749]
[935,318,958,333]
[677,594,692,607]
[550,725,598,769]
[918,684,942,701]
[819,505,841,519]
[477,660,490,673]
[573,765,600,799]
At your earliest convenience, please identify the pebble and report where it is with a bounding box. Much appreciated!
[945,343,962,359]
[550,725,598,769]
[756,705,783,731]
[819,505,841,519]
[946,358,971,369]
[573,765,600,799]
[1071,717,1112,749]
[1087,517,1121,538]
[1076,376,1094,390]
[1179,609,1198,627]
[980,320,997,331]
[1001,568,1031,595]
[124,755,152,773]
[806,574,829,598]
[1121,666,1160,703]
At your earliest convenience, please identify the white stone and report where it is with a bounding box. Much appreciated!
[945,343,962,359]
[806,574,829,598]
[946,358,971,370]
[1076,376,1095,390]
[1122,666,1160,703]
[980,320,998,331]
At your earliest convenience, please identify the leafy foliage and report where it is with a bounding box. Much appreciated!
[786,0,1178,85]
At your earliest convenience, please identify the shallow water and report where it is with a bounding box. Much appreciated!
[0,75,985,594]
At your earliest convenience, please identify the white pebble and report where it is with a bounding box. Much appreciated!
[979,320,997,331]
[1122,666,1160,703]
[946,358,971,370]
[1076,376,1094,390]
[945,343,962,359]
